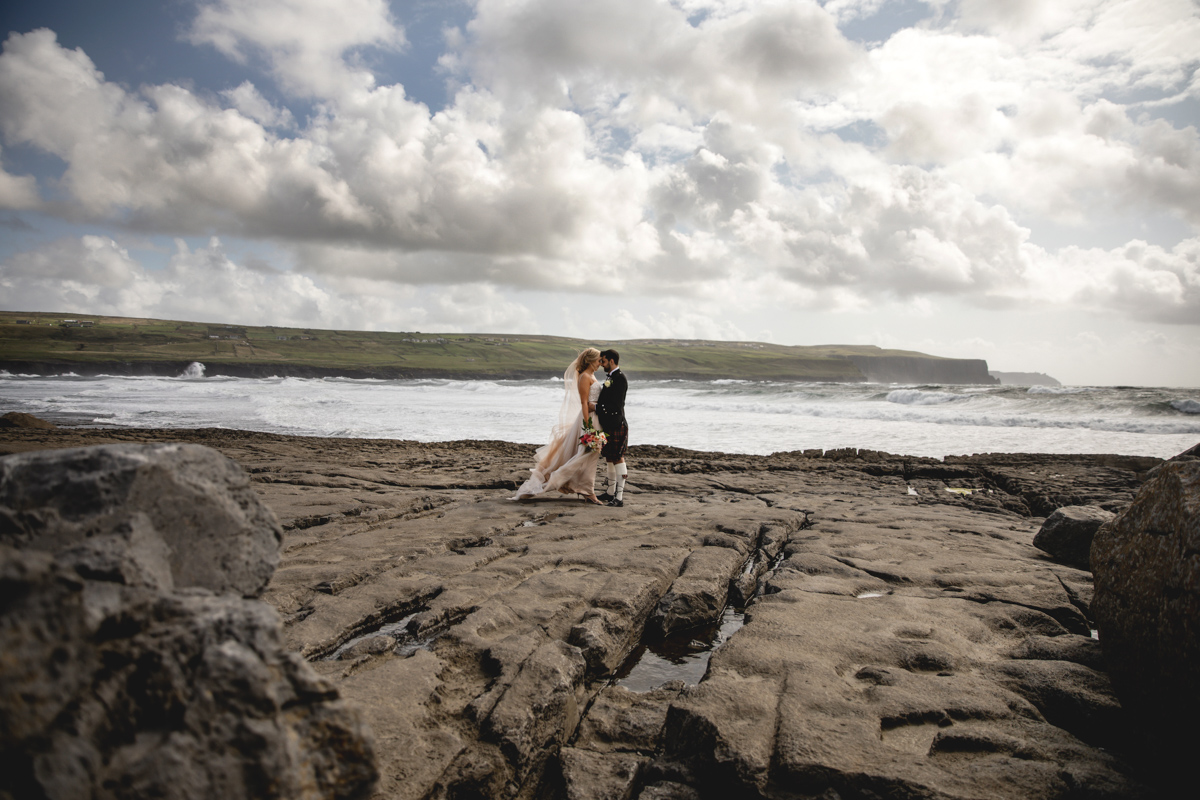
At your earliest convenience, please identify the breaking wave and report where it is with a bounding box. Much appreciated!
[885,389,968,405]
[179,362,206,379]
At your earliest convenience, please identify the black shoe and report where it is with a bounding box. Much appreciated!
[607,498,623,507]
[598,492,613,502]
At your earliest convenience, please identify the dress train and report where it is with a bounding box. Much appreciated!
[514,379,602,500]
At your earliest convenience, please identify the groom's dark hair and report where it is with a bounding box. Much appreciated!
[600,349,619,365]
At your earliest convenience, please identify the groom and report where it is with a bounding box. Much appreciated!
[596,349,629,507]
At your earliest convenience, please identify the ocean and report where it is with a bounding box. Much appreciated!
[2,364,1198,459]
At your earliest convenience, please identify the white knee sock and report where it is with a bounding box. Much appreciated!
[606,462,617,492]
[615,462,628,500]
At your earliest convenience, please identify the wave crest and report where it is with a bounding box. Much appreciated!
[885,389,966,406]
[1027,385,1085,394]
[178,362,206,379]
[1171,399,1200,414]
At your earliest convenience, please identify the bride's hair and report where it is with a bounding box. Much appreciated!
[575,347,601,373]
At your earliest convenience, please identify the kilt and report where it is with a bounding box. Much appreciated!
[601,421,628,462]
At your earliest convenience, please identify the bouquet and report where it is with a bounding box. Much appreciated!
[580,422,607,453]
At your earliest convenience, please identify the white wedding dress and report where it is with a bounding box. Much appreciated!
[513,373,602,500]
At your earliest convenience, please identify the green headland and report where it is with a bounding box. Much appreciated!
[0,311,996,384]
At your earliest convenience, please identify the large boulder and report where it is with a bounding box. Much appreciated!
[0,547,376,800]
[1091,458,1200,789]
[0,444,377,800]
[0,443,281,597]
[1033,505,1115,569]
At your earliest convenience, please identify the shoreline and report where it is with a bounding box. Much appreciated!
[0,421,1173,469]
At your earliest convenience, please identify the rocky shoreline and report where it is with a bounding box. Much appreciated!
[0,425,1180,798]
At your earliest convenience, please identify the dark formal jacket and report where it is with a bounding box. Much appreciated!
[595,368,627,433]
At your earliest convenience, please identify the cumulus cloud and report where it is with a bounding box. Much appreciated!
[0,0,1197,338]
[0,234,535,332]
[0,30,374,231]
[220,81,296,128]
[0,28,659,271]
[1037,236,1200,323]
[189,0,406,97]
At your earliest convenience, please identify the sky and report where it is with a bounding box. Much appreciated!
[0,0,1198,386]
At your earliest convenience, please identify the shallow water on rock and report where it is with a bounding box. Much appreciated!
[613,606,746,692]
[326,612,419,660]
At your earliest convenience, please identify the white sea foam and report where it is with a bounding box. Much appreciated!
[2,375,1198,459]
[1027,385,1087,394]
[885,389,968,405]
[1172,399,1200,414]
[179,362,206,379]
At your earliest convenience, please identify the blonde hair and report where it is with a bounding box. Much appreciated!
[576,347,601,373]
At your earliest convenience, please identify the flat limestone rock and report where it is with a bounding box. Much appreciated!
[0,427,1163,799]
[573,683,684,755]
[559,747,645,800]
[326,650,460,800]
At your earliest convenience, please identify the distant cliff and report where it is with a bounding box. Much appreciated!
[1,355,999,384]
[990,371,1062,386]
[1,312,1002,385]
[847,355,998,385]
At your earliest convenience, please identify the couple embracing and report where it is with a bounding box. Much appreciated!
[513,348,629,506]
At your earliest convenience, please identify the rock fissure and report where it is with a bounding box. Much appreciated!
[1054,572,1094,626]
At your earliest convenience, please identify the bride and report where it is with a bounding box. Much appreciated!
[513,348,604,503]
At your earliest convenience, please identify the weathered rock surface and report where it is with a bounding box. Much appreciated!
[1034,505,1116,569]
[0,428,1163,799]
[1092,458,1200,791]
[0,443,376,800]
[0,411,57,430]
[0,443,282,597]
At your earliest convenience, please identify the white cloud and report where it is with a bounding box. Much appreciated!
[220,81,296,128]
[0,30,375,230]
[0,0,1197,361]
[0,167,39,211]
[0,236,155,313]
[1036,236,1200,323]
[607,307,748,341]
[189,0,406,98]
[0,234,538,333]
[0,28,661,273]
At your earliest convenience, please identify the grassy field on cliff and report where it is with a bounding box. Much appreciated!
[0,311,950,381]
